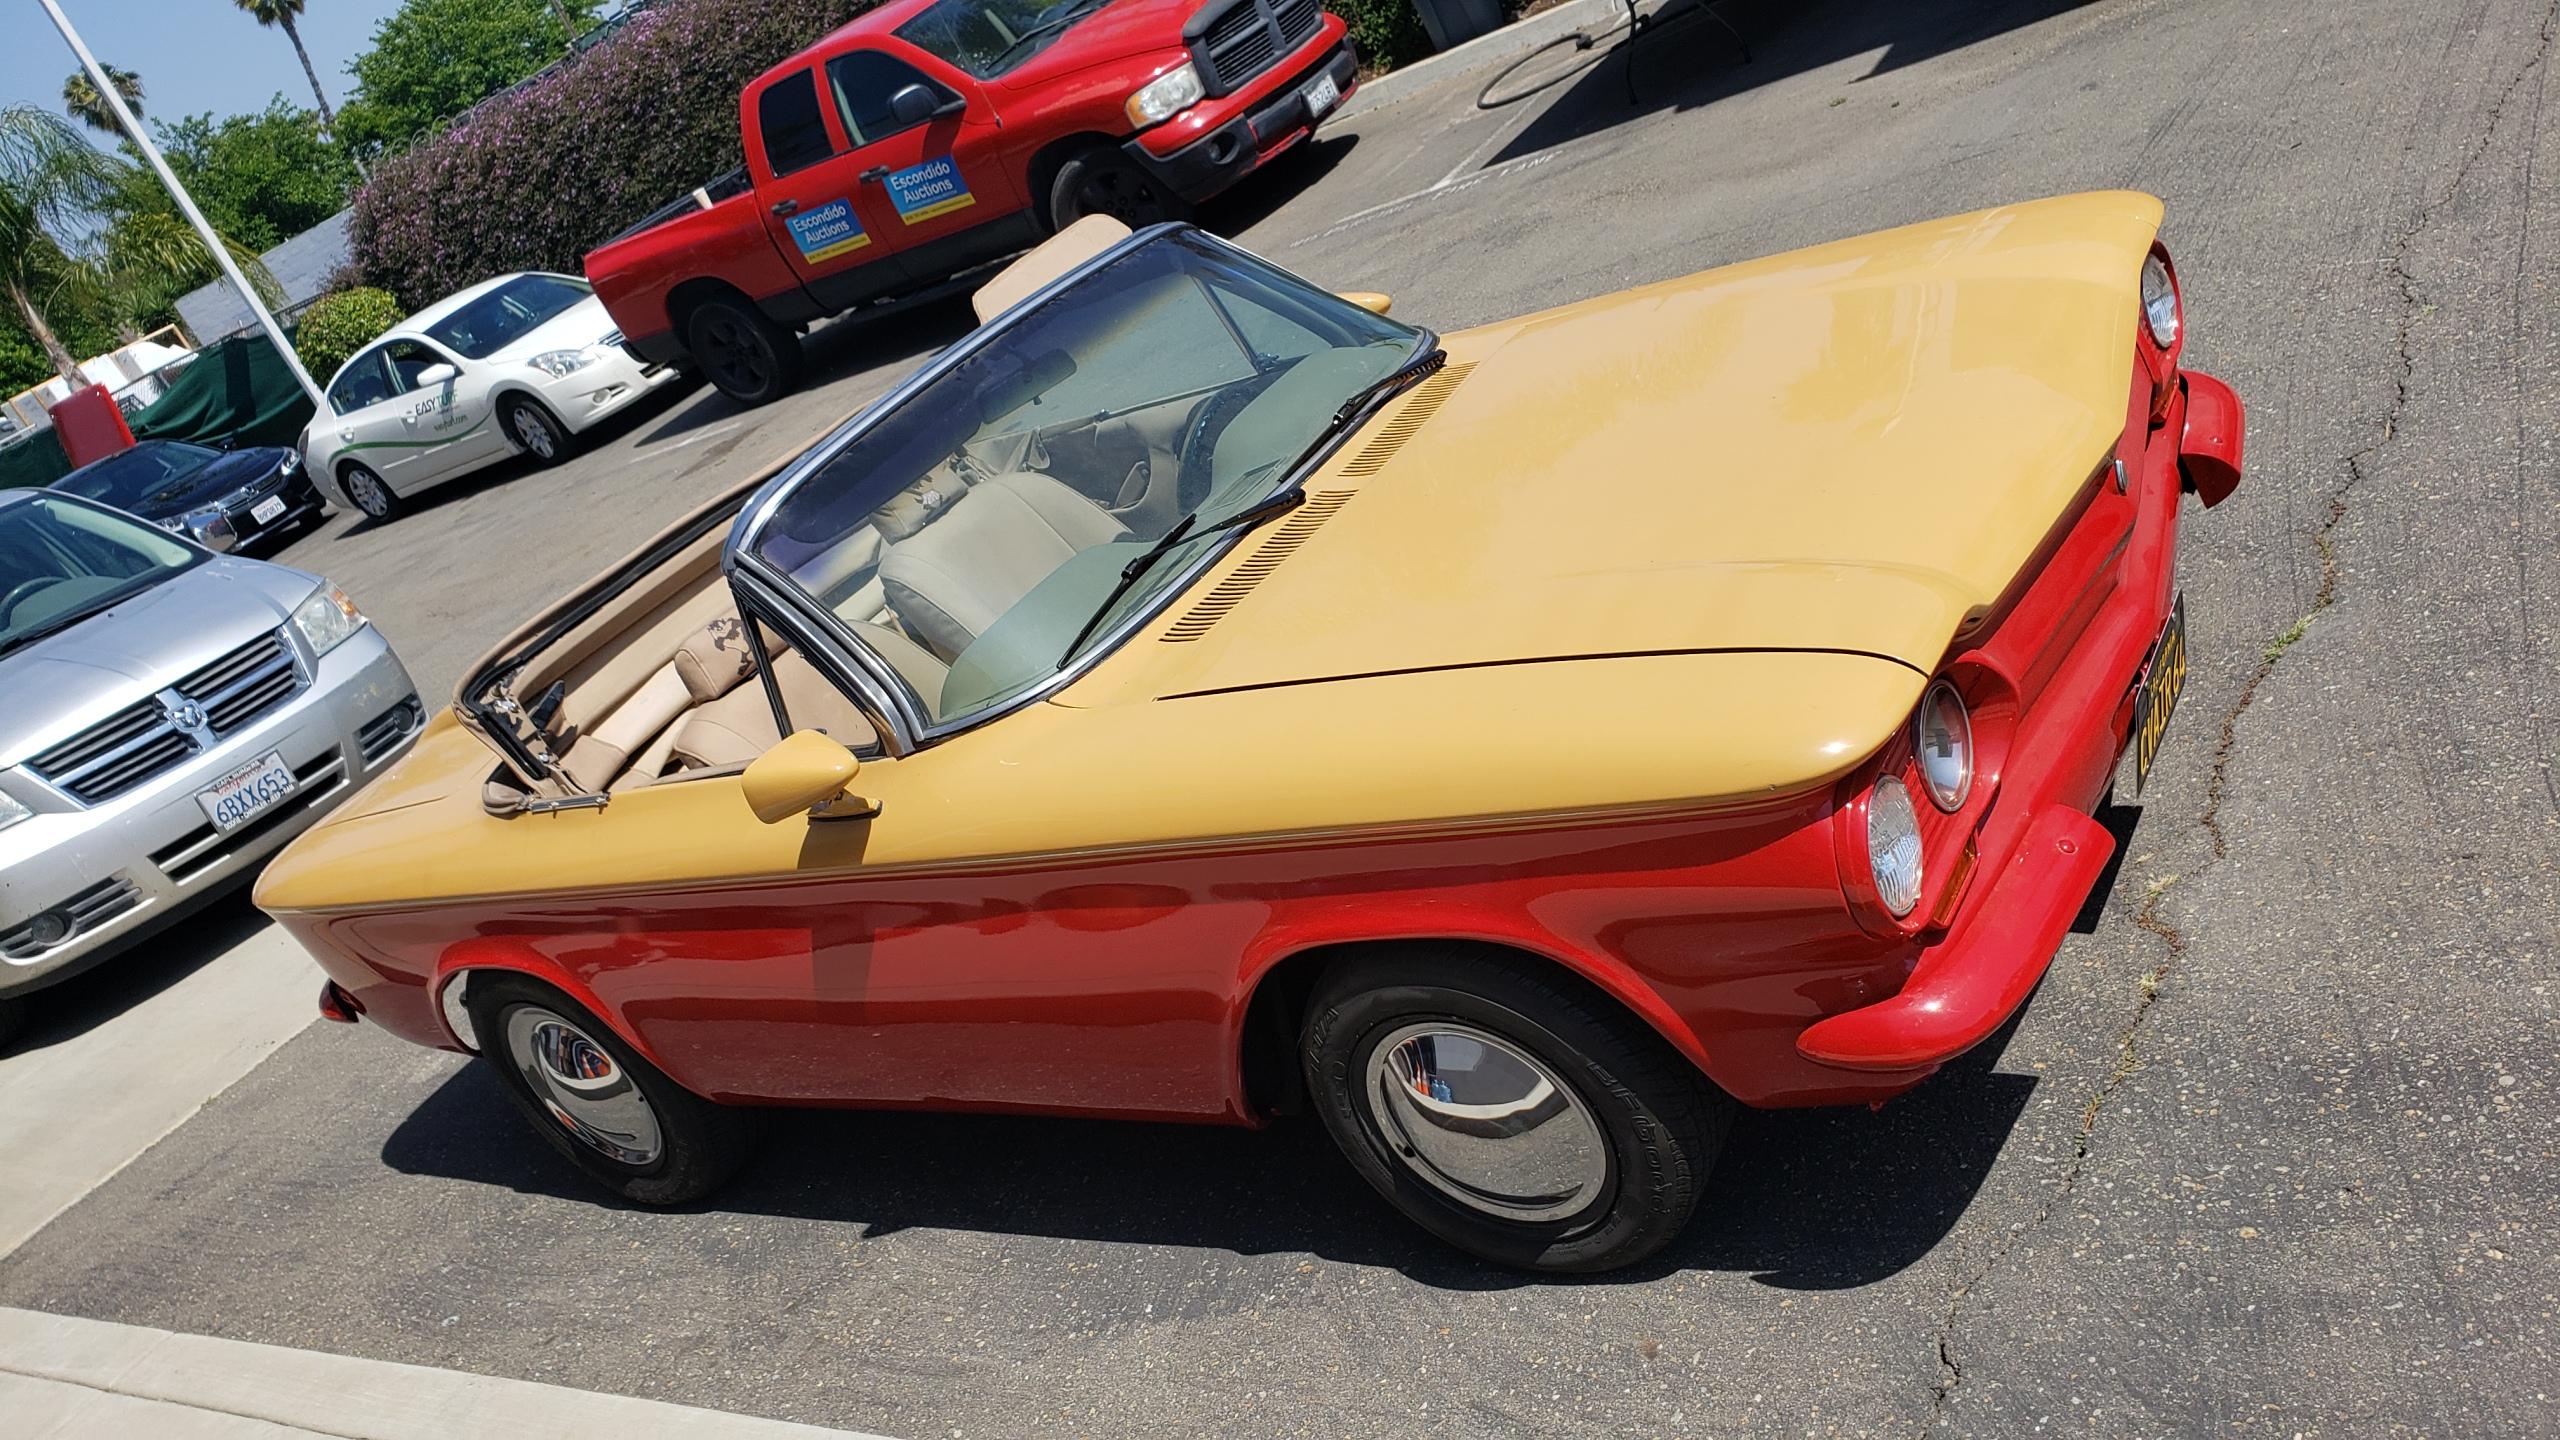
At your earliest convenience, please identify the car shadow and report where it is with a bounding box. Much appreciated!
[381,1022,2033,1291]
[4,885,270,1055]
[1479,0,2104,171]
[1199,131,1362,236]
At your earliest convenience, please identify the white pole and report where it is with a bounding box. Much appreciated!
[37,0,327,409]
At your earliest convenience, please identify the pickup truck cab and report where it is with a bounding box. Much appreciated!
[587,0,1357,405]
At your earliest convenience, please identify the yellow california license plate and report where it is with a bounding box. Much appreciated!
[2132,595,2189,795]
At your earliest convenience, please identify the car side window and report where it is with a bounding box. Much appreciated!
[757,69,837,177]
[382,339,447,391]
[825,50,956,146]
[329,348,397,413]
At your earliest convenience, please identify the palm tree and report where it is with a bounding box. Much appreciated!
[61,65,144,135]
[233,0,336,130]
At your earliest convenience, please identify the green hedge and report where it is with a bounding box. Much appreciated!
[294,288,405,381]
[1339,0,1435,72]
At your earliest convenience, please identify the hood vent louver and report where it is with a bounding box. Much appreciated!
[1160,489,1355,642]
[1339,361,1474,477]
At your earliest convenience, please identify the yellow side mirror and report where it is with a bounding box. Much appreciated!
[741,731,876,824]
[1338,291,1393,317]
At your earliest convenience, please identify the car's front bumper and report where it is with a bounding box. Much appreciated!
[0,626,423,1001]
[542,346,688,436]
[1125,39,1358,202]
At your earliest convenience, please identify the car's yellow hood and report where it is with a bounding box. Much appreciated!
[1075,191,2159,711]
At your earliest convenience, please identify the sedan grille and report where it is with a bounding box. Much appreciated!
[23,629,305,806]
[1190,0,1324,95]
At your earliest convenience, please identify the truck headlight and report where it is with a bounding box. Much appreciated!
[1913,681,1973,811]
[529,350,595,379]
[1867,776,1923,917]
[2140,254,2179,348]
[1126,63,1203,126]
[291,582,366,656]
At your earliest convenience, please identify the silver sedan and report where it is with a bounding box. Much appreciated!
[0,489,422,1045]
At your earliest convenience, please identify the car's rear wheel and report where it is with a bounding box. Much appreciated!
[1300,948,1731,1273]
[466,975,757,1205]
[499,395,571,466]
[341,462,398,521]
[684,297,803,407]
[1049,146,1190,230]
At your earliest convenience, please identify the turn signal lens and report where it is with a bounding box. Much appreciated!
[2140,254,2179,349]
[1914,680,1974,812]
[1867,776,1924,917]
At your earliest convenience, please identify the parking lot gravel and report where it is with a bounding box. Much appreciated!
[4,0,2555,1435]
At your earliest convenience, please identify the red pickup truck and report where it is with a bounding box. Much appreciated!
[587,0,1357,405]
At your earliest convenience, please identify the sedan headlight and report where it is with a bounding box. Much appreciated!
[1913,680,1974,812]
[1125,62,1204,126]
[529,349,595,379]
[278,449,303,476]
[2140,254,2179,348]
[1866,776,1924,917]
[0,790,31,834]
[291,582,366,656]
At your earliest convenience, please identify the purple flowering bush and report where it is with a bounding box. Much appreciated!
[350,0,870,307]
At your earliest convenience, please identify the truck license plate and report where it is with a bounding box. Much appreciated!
[251,496,288,524]
[198,750,296,832]
[1305,73,1341,120]
[2131,595,2188,796]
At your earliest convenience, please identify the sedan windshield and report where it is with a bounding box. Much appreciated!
[423,274,593,359]
[53,441,221,510]
[0,496,200,656]
[746,228,1418,731]
[895,0,1114,78]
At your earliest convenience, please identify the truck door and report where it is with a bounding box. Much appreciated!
[821,48,1032,287]
[750,64,912,311]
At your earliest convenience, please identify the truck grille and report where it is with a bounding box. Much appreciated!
[1190,0,1324,96]
[25,629,304,805]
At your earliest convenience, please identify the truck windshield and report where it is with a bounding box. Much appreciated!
[423,274,594,359]
[895,0,1115,78]
[742,228,1421,732]
[0,496,201,658]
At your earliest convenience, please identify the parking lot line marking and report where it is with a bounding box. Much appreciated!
[1294,151,1564,246]
[642,420,744,456]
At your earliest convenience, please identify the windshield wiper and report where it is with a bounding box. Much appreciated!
[1057,484,1308,665]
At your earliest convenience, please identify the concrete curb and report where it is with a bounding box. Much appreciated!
[1334,0,1630,122]
[0,1308,893,1439]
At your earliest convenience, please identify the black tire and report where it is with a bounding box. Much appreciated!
[0,995,27,1052]
[683,296,804,407]
[499,395,572,467]
[1048,146,1191,231]
[1301,948,1732,1273]
[466,974,757,1206]
[341,461,399,520]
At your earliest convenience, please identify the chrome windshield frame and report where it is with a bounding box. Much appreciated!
[724,223,1432,753]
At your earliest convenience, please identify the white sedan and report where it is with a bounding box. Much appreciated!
[301,272,686,520]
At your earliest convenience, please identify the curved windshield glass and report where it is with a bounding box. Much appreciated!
[0,496,201,657]
[54,441,220,509]
[423,274,593,359]
[895,0,1115,79]
[747,229,1418,730]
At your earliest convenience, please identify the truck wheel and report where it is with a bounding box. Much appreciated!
[1050,147,1190,230]
[685,297,804,407]
[1300,948,1732,1273]
[467,974,758,1206]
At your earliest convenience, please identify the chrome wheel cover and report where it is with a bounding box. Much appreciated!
[501,1006,663,1167]
[512,404,558,459]
[346,468,388,517]
[1360,1022,1607,1223]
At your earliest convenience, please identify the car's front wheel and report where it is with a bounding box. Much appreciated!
[466,975,757,1205]
[0,996,27,1052]
[341,462,399,521]
[684,297,804,407]
[1301,948,1732,1273]
[499,395,571,466]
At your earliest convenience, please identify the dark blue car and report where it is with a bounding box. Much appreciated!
[52,440,326,555]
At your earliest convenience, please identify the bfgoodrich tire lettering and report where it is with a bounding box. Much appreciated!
[466,974,757,1205]
[1301,947,1731,1273]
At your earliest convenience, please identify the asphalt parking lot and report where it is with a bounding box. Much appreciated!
[6,0,2557,1434]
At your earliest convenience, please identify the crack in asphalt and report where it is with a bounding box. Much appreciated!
[1923,4,2560,1427]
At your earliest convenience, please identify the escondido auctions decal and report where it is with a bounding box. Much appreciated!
[886,157,975,224]
[786,199,871,263]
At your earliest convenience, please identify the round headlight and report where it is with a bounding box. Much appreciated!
[1866,776,1923,917]
[2140,254,2179,349]
[1913,680,1973,812]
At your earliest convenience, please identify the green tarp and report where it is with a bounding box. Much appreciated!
[0,332,316,495]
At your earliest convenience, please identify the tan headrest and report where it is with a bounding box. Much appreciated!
[671,613,757,702]
[871,474,969,541]
[971,215,1132,323]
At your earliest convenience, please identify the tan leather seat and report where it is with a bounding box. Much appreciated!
[878,470,1127,660]
[668,650,875,770]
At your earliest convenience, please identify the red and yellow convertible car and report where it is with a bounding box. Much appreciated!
[259,193,2244,1272]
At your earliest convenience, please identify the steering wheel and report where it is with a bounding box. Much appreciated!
[0,578,59,625]
[1173,378,1273,512]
